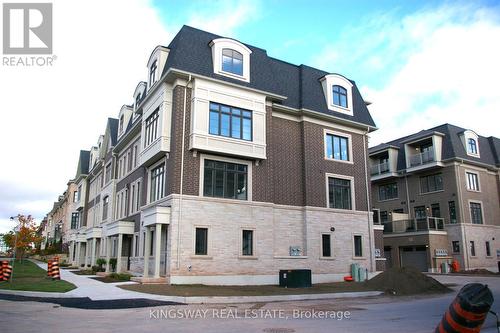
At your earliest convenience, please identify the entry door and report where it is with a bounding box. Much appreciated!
[400,246,428,272]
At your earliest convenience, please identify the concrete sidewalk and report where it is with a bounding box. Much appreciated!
[0,260,383,304]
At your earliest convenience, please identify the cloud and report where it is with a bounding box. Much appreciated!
[186,0,261,36]
[312,3,500,145]
[0,0,174,233]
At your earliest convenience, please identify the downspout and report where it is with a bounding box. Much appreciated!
[177,74,192,269]
[404,174,411,216]
[456,159,469,270]
[363,127,375,272]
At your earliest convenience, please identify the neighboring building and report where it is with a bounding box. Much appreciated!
[49,25,380,284]
[370,124,500,272]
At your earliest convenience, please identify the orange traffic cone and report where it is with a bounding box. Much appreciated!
[1,261,8,281]
[47,259,53,277]
[51,258,60,280]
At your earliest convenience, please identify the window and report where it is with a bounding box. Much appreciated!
[71,212,79,229]
[486,241,491,257]
[328,177,352,210]
[414,206,427,220]
[354,235,363,257]
[431,203,441,218]
[452,241,460,253]
[209,102,252,141]
[102,196,109,220]
[448,201,457,224]
[144,108,159,147]
[149,60,157,86]
[325,133,349,161]
[420,173,443,193]
[467,138,478,155]
[322,234,332,257]
[105,162,112,184]
[134,234,139,257]
[73,191,78,203]
[150,163,165,203]
[332,85,348,108]
[470,241,476,257]
[221,48,243,76]
[379,183,398,201]
[195,228,208,255]
[77,185,82,201]
[133,145,138,168]
[466,172,480,191]
[470,202,483,224]
[380,211,388,223]
[203,160,247,200]
[119,115,124,133]
[242,230,254,256]
[130,180,141,214]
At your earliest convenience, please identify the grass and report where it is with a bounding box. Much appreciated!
[0,260,76,292]
[92,273,132,283]
[120,281,378,297]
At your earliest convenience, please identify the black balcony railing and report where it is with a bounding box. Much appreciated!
[383,217,445,234]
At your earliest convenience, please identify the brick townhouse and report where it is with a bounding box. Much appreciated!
[49,25,382,284]
[370,124,500,272]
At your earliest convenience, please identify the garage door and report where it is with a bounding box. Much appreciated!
[400,246,428,272]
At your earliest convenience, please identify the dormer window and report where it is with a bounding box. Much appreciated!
[210,38,251,82]
[332,85,348,108]
[119,115,124,133]
[320,74,353,116]
[222,49,243,76]
[149,60,157,87]
[467,138,478,155]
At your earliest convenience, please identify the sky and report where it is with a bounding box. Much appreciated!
[0,0,499,233]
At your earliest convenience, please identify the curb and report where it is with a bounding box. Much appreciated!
[0,288,383,304]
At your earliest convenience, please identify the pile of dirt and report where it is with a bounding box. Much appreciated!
[365,267,452,295]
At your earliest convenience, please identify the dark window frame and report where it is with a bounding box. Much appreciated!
[325,133,349,161]
[332,85,348,108]
[149,60,157,86]
[322,234,332,257]
[203,159,248,200]
[467,138,478,154]
[195,227,208,255]
[470,241,476,257]
[150,163,165,203]
[221,48,243,76]
[242,230,254,256]
[328,177,352,210]
[354,235,363,257]
[452,241,460,253]
[470,202,483,224]
[448,201,457,224]
[420,173,443,193]
[378,183,398,201]
[209,102,252,141]
[144,108,160,147]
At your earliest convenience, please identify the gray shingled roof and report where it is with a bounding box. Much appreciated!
[75,150,90,178]
[370,123,499,170]
[162,25,376,128]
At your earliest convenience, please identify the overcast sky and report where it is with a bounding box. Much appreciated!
[1,0,499,233]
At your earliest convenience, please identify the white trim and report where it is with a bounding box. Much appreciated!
[325,173,356,211]
[147,158,166,204]
[199,153,253,201]
[323,129,353,164]
[464,169,481,192]
[462,130,481,158]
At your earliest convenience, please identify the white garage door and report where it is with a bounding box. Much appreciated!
[400,246,428,272]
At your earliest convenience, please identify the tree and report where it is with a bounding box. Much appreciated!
[2,214,43,259]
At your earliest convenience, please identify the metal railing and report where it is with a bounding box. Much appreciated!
[383,217,445,234]
[370,162,390,175]
[409,148,435,167]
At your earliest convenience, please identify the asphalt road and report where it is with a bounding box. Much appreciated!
[0,274,499,333]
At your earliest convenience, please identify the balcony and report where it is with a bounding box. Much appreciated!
[409,148,435,167]
[371,162,390,176]
[383,217,445,234]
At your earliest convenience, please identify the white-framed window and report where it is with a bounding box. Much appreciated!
[129,178,142,214]
[319,74,354,116]
[144,108,160,148]
[102,196,109,221]
[462,130,480,157]
[469,200,484,225]
[321,233,333,258]
[149,59,157,88]
[115,189,128,219]
[325,173,355,210]
[104,162,112,184]
[240,228,256,257]
[199,154,253,201]
[209,38,252,82]
[353,234,363,258]
[466,171,480,191]
[324,129,352,163]
[193,226,210,257]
